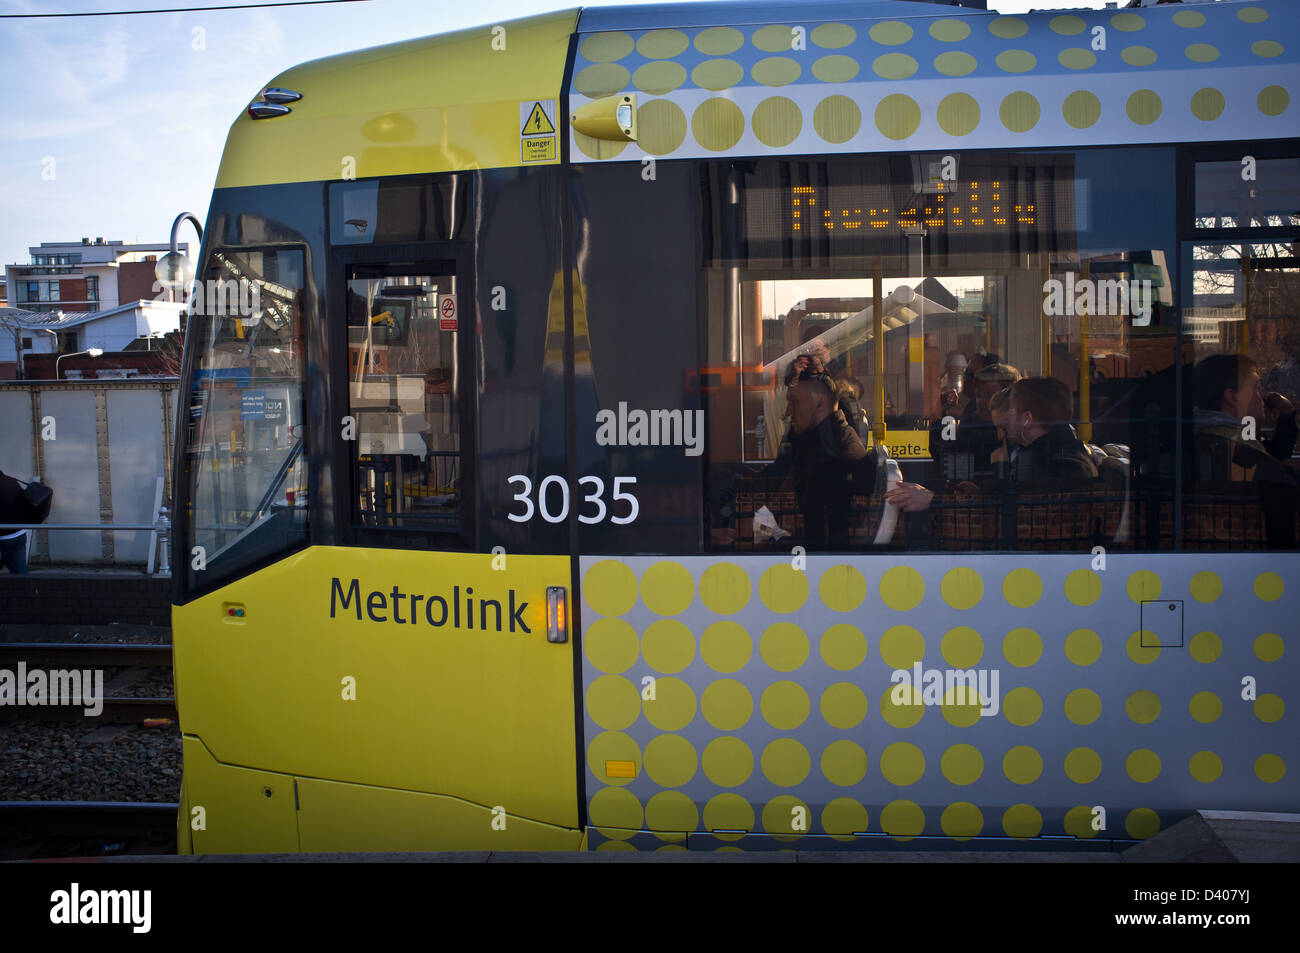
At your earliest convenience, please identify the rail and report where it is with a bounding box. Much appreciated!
[0,476,172,575]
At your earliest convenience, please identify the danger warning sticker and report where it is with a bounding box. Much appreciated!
[519,100,558,164]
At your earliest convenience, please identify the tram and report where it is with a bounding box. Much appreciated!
[172,0,1298,853]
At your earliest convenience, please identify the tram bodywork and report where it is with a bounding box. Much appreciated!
[173,0,1299,853]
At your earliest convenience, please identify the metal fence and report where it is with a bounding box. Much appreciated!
[0,379,177,568]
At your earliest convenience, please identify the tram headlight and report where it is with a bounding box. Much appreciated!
[546,586,568,644]
[571,94,637,142]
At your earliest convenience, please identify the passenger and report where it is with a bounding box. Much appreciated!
[1006,377,1099,484]
[988,387,1012,467]
[1192,353,1298,547]
[763,372,877,550]
[1192,353,1298,484]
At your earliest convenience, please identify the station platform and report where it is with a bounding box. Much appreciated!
[86,810,1300,863]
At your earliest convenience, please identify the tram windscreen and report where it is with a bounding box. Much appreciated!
[182,247,307,590]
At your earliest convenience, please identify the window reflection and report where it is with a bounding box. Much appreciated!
[346,268,461,528]
[704,151,1185,553]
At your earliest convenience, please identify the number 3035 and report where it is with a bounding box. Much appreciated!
[506,475,639,524]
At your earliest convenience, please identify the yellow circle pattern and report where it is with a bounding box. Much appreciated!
[941,567,983,609]
[1049,15,1085,36]
[589,786,642,834]
[581,32,634,64]
[1190,631,1222,663]
[934,51,977,78]
[1003,804,1042,839]
[1254,633,1284,662]
[693,26,743,56]
[642,676,696,731]
[1065,628,1101,666]
[1189,751,1223,783]
[874,93,921,141]
[585,617,639,673]
[1065,747,1102,784]
[1188,570,1222,602]
[643,733,696,787]
[823,682,869,729]
[937,92,980,137]
[942,802,982,840]
[1065,688,1102,725]
[1063,90,1102,129]
[811,55,858,84]
[645,790,697,833]
[1003,687,1042,727]
[641,619,695,673]
[691,98,744,151]
[635,28,687,60]
[761,738,811,786]
[751,56,800,87]
[1003,627,1042,667]
[820,623,867,670]
[637,99,687,155]
[1002,568,1042,607]
[759,564,808,612]
[880,684,922,728]
[879,565,925,610]
[760,680,810,730]
[819,565,867,611]
[940,744,983,785]
[702,737,753,787]
[1258,86,1289,117]
[633,61,686,95]
[1254,572,1283,601]
[1064,569,1102,606]
[1003,746,1043,784]
[700,620,750,672]
[813,95,860,144]
[1189,691,1221,724]
[760,622,809,671]
[587,674,641,730]
[821,740,867,787]
[811,23,854,50]
[751,96,802,148]
[1126,749,1161,783]
[698,562,750,614]
[941,626,983,668]
[880,625,925,669]
[691,59,743,91]
[584,560,638,616]
[880,742,925,786]
[1126,689,1161,724]
[701,679,751,731]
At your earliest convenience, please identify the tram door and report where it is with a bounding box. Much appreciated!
[291,245,580,848]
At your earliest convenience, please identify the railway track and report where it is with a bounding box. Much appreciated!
[0,801,178,859]
[0,643,176,723]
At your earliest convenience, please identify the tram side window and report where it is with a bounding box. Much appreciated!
[702,149,1180,553]
[346,266,461,531]
[184,247,308,591]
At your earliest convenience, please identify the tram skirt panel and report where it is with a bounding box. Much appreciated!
[577,554,1295,852]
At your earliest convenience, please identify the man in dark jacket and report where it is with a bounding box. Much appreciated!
[0,470,30,574]
[1006,377,1098,485]
[764,373,883,549]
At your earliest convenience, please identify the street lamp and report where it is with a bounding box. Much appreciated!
[155,213,202,303]
[56,347,103,380]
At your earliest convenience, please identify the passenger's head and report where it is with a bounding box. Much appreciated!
[974,363,1023,418]
[944,351,969,376]
[1008,376,1073,445]
[1195,353,1262,421]
[786,375,837,434]
[989,387,1012,441]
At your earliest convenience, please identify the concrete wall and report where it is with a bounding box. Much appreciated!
[0,378,178,567]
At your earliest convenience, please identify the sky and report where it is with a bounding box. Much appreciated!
[0,0,1131,272]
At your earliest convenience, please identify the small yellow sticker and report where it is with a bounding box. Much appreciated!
[605,760,637,779]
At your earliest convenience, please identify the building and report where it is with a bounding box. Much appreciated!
[1,237,192,379]
[5,237,188,315]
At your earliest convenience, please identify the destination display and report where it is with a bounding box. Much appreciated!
[739,153,1077,261]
